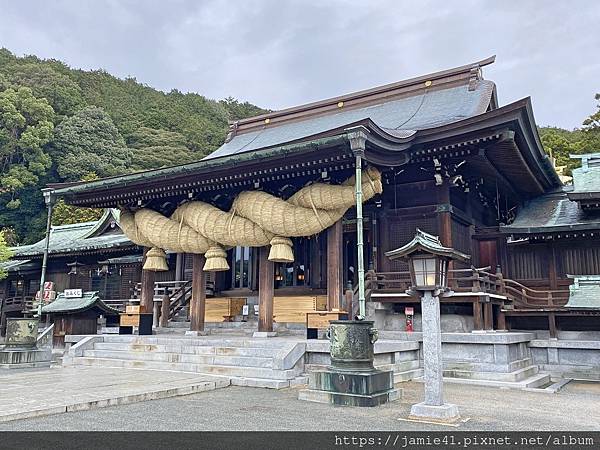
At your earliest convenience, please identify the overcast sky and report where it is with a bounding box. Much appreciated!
[1,0,598,129]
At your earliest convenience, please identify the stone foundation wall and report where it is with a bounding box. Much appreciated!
[304,340,421,375]
[529,339,600,381]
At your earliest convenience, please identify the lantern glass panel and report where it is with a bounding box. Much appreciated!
[412,256,437,288]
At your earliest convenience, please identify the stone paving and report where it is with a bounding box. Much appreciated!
[0,366,229,422]
[1,380,599,431]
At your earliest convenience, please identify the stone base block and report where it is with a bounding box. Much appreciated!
[300,367,400,407]
[252,331,278,338]
[184,331,208,336]
[409,402,460,423]
[0,361,52,369]
[299,387,401,407]
[0,348,52,369]
[309,368,394,395]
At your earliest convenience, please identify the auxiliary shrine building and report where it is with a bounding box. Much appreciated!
[45,56,600,339]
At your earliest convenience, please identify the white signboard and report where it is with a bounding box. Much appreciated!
[242,305,249,316]
[64,289,83,298]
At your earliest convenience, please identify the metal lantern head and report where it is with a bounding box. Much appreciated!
[385,229,470,293]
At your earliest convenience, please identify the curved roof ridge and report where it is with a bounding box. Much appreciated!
[228,56,496,134]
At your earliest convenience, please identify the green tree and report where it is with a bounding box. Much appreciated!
[0,230,13,280]
[51,173,103,226]
[583,93,600,130]
[220,96,269,121]
[52,106,131,180]
[2,63,85,117]
[52,199,103,226]
[127,127,198,170]
[0,87,54,210]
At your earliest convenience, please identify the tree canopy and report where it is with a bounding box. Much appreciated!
[0,48,267,244]
[0,230,12,280]
[538,94,600,176]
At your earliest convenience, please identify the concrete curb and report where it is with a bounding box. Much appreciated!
[0,379,230,423]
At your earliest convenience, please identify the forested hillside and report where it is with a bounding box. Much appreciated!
[0,48,266,244]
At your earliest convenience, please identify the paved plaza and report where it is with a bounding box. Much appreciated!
[0,366,229,423]
[0,370,598,431]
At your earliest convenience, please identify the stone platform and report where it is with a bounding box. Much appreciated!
[0,366,229,423]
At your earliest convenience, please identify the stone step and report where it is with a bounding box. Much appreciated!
[440,372,552,391]
[101,335,292,349]
[83,349,274,368]
[93,342,280,358]
[72,356,302,380]
[394,368,424,383]
[443,365,539,382]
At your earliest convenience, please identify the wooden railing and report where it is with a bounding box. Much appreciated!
[1,296,35,313]
[502,278,569,309]
[360,266,570,310]
[365,266,504,295]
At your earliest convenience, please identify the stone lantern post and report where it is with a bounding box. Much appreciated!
[386,229,470,423]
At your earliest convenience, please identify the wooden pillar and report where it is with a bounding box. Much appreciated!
[548,313,557,338]
[175,253,184,282]
[327,220,343,311]
[437,184,452,247]
[497,306,507,331]
[483,302,493,330]
[190,254,206,332]
[473,300,483,330]
[548,246,558,290]
[140,249,155,314]
[258,246,274,332]
[379,213,391,272]
[160,294,170,328]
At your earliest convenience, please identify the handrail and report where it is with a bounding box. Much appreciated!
[37,324,54,349]
[365,266,570,310]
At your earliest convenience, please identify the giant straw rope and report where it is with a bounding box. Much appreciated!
[120,167,382,271]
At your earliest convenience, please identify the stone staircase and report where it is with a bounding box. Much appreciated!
[442,357,553,390]
[64,335,306,389]
[158,320,306,337]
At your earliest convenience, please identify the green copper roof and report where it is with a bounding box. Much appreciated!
[570,153,600,194]
[385,229,471,262]
[42,291,120,315]
[208,81,494,161]
[502,186,600,234]
[0,259,36,272]
[10,210,135,258]
[566,276,600,309]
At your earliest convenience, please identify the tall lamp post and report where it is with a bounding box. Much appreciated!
[386,229,470,423]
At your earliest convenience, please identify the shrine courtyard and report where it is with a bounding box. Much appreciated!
[1,373,598,431]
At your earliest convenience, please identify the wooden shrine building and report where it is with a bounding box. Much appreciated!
[0,210,142,334]
[46,56,600,337]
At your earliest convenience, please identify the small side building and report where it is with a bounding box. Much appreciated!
[41,291,120,347]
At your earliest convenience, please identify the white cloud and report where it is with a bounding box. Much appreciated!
[0,0,598,128]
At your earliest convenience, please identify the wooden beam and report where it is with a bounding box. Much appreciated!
[258,247,274,332]
[190,254,206,332]
[327,220,343,310]
[140,249,155,314]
